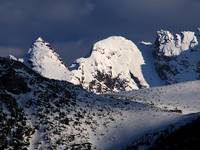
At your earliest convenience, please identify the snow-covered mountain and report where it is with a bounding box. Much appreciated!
[20,29,200,93]
[23,37,71,81]
[1,27,200,149]
[1,57,200,150]
[153,30,200,84]
[154,30,198,57]
[70,36,149,93]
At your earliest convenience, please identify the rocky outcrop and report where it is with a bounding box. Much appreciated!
[154,29,200,84]
[70,36,149,93]
[155,30,198,57]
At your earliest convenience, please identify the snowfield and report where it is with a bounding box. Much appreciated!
[103,80,200,149]
[1,57,200,150]
[112,80,200,114]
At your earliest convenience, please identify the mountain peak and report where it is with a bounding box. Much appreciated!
[70,36,149,93]
[35,37,44,43]
[155,30,198,57]
[153,29,200,84]
[92,36,135,55]
[23,38,71,81]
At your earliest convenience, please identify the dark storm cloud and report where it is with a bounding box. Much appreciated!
[90,0,200,39]
[0,0,200,64]
[0,0,93,44]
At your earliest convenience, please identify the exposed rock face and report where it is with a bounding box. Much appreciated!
[155,30,198,57]
[1,57,200,149]
[0,57,91,149]
[70,36,149,93]
[23,37,71,81]
[0,69,30,94]
[154,30,200,84]
[0,57,169,150]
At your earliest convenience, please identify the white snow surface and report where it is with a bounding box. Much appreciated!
[156,30,198,57]
[103,80,200,149]
[77,80,200,149]
[8,54,18,61]
[1,57,200,150]
[113,80,200,114]
[27,81,200,150]
[21,32,200,93]
[138,42,164,86]
[23,37,71,81]
[70,36,149,93]
[154,30,200,85]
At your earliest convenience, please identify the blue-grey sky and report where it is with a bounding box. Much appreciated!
[0,0,200,64]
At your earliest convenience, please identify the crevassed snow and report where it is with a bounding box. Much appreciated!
[23,37,71,81]
[70,36,149,93]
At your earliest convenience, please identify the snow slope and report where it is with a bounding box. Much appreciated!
[110,80,200,149]
[23,37,71,81]
[138,41,164,86]
[1,57,200,150]
[70,36,149,93]
[112,80,200,114]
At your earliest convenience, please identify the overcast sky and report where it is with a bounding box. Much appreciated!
[0,0,200,64]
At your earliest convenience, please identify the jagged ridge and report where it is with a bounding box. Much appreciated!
[19,28,200,93]
[154,29,200,84]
